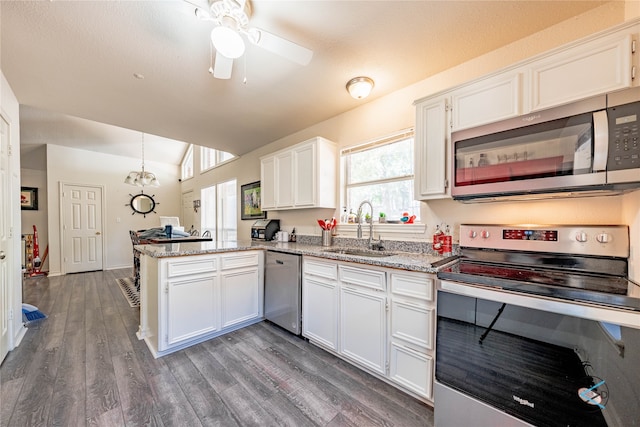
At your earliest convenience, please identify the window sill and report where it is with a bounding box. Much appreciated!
[337,223,426,235]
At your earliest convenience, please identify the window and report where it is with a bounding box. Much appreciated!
[181,145,194,180]
[201,146,235,172]
[342,130,420,222]
[201,179,237,241]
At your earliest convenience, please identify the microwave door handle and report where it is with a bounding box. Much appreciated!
[592,110,608,172]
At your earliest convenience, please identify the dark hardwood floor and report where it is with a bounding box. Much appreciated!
[1,269,434,427]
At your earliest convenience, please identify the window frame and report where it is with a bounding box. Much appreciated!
[340,129,424,234]
[200,146,236,174]
[181,144,194,181]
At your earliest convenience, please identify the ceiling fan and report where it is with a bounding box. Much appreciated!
[189,0,313,79]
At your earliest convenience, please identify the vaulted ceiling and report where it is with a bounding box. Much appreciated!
[1,1,609,164]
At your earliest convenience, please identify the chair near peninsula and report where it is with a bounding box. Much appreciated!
[129,230,141,291]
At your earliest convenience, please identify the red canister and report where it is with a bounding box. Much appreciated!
[442,225,452,255]
[433,225,444,254]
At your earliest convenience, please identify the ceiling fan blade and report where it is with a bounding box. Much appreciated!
[213,52,234,79]
[247,28,313,66]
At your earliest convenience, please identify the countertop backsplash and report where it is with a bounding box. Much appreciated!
[295,234,458,256]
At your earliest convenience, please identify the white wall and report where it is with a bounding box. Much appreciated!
[45,144,181,275]
[1,70,26,348]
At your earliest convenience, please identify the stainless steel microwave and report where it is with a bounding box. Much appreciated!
[451,87,640,202]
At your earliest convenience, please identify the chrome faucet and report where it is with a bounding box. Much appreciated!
[356,200,374,249]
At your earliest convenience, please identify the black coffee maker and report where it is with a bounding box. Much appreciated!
[251,219,280,241]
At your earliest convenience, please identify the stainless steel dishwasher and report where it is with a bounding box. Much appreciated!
[264,251,302,335]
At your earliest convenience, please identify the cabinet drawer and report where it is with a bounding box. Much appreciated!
[339,265,385,291]
[304,259,337,280]
[220,251,260,270]
[167,256,217,278]
[391,300,434,350]
[390,272,434,301]
[390,342,433,400]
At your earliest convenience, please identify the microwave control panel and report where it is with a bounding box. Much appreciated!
[608,101,640,170]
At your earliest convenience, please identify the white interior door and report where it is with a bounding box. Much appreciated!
[61,184,104,273]
[182,190,194,232]
[0,115,11,363]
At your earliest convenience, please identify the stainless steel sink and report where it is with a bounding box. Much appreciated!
[323,248,396,257]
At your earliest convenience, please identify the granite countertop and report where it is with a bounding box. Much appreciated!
[135,239,458,273]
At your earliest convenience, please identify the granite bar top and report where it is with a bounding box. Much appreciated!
[135,239,458,273]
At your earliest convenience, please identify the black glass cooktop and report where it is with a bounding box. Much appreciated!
[438,259,640,312]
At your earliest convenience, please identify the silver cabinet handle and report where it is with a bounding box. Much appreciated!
[0,251,5,260]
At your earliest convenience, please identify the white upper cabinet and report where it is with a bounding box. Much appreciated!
[529,33,633,112]
[414,96,449,200]
[260,156,276,210]
[451,72,522,131]
[260,137,337,210]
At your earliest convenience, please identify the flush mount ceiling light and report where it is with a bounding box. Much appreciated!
[346,76,375,99]
[124,133,160,188]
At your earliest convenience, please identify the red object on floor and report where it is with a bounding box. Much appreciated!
[29,225,47,277]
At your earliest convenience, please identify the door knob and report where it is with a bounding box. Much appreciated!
[95,231,101,235]
[0,251,5,260]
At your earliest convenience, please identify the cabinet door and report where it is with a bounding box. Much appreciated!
[530,33,632,111]
[451,72,522,131]
[220,267,261,329]
[260,156,276,210]
[166,274,218,348]
[414,97,449,200]
[293,142,315,207]
[275,151,294,208]
[302,276,338,351]
[340,286,387,375]
[390,342,433,400]
[391,299,434,351]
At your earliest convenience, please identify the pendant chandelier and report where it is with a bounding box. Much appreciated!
[124,132,160,187]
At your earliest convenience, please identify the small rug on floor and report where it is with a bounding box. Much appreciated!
[116,277,140,308]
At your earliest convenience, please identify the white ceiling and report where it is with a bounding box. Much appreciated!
[1,1,608,165]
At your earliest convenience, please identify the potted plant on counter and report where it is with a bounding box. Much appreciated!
[379,212,386,223]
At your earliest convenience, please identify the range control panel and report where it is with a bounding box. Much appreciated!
[502,229,558,241]
[460,224,629,258]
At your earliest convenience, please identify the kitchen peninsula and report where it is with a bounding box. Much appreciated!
[135,240,449,358]
[135,242,265,358]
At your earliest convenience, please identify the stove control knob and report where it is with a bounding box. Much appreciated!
[468,230,477,239]
[575,232,588,243]
[596,233,612,244]
[480,230,490,239]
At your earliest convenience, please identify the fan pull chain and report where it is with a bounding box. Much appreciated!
[243,52,247,84]
[208,41,214,75]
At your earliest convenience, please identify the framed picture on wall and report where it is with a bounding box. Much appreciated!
[241,181,266,220]
[20,187,38,210]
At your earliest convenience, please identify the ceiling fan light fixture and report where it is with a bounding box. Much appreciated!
[211,25,245,59]
[346,76,375,99]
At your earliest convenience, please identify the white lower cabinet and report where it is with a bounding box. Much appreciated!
[220,252,263,329]
[302,257,436,403]
[167,273,218,346]
[138,250,264,358]
[302,259,339,350]
[389,271,436,401]
[340,285,387,375]
[389,342,433,400]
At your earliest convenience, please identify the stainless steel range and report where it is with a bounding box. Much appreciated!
[435,224,640,427]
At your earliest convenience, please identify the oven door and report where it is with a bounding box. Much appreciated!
[451,96,609,200]
[435,281,640,427]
